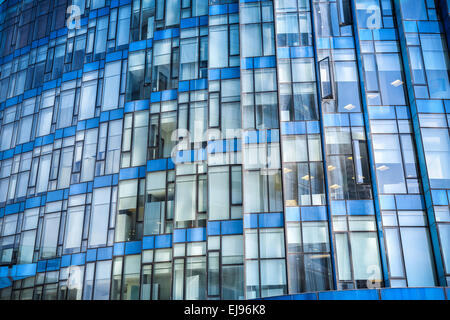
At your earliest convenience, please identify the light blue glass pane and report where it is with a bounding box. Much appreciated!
[438,225,450,274]
[400,228,436,287]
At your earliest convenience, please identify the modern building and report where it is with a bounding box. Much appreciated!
[0,0,449,301]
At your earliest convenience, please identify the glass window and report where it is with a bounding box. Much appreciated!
[64,206,84,251]
[325,127,352,155]
[81,129,98,182]
[255,92,279,129]
[349,232,381,281]
[142,0,155,39]
[292,59,315,83]
[275,0,297,12]
[94,260,112,300]
[209,25,228,68]
[288,253,332,293]
[303,222,329,252]
[263,23,275,56]
[245,259,260,299]
[11,96,24,116]
[208,166,229,220]
[244,170,267,213]
[363,54,379,92]
[145,171,167,235]
[420,34,450,99]
[282,136,308,162]
[106,120,123,174]
[79,80,97,120]
[103,61,121,111]
[18,230,36,264]
[152,263,172,299]
[230,24,240,57]
[59,90,75,129]
[83,263,95,300]
[132,111,149,166]
[175,175,196,223]
[260,259,287,297]
[319,58,333,99]
[192,0,208,16]
[400,134,418,179]
[2,214,18,236]
[92,0,105,9]
[160,112,177,158]
[298,13,312,46]
[127,50,146,101]
[372,134,407,194]
[58,147,74,189]
[241,24,262,58]
[23,208,39,230]
[222,235,244,263]
[222,264,244,299]
[185,257,206,299]
[422,128,450,188]
[117,6,131,47]
[259,228,285,258]
[141,264,152,300]
[95,16,108,55]
[189,102,207,143]
[244,229,259,259]
[116,179,138,241]
[165,0,180,26]
[409,47,426,85]
[384,228,405,277]
[231,166,242,205]
[180,38,199,80]
[400,228,436,286]
[111,258,123,300]
[337,0,352,26]
[40,213,61,259]
[222,102,241,133]
[335,62,361,112]
[152,40,172,91]
[241,3,261,24]
[17,115,33,144]
[438,224,450,274]
[254,69,277,92]
[89,187,111,247]
[335,233,352,281]
[37,108,53,137]
[122,255,141,300]
[222,79,241,102]
[276,13,299,46]
[399,0,427,20]
[0,123,13,151]
[0,178,8,203]
[36,154,52,193]
[375,54,406,105]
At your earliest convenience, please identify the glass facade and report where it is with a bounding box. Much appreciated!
[0,0,449,300]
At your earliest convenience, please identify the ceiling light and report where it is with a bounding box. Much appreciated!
[330,184,341,190]
[286,200,298,206]
[309,254,331,259]
[391,80,403,87]
[328,165,336,171]
[344,104,355,110]
[377,165,389,171]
